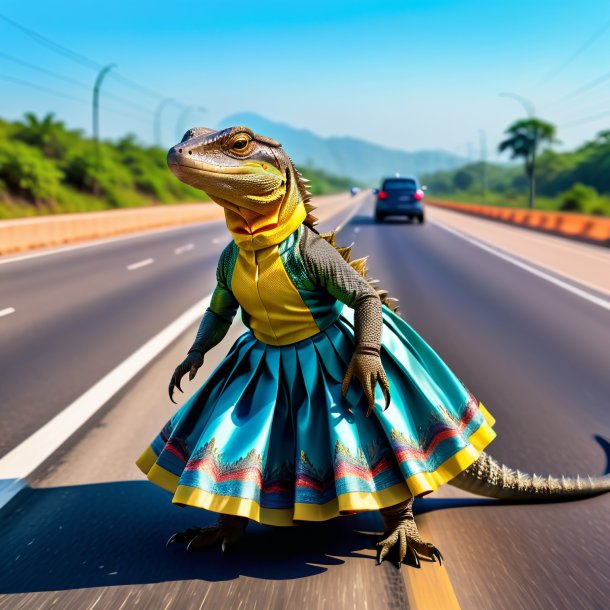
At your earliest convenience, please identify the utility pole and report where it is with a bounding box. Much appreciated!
[92,63,116,197]
[479,129,487,201]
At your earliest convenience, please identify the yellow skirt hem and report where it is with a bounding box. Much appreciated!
[136,404,496,527]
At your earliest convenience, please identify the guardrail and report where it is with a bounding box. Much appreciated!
[0,203,224,255]
[427,199,610,246]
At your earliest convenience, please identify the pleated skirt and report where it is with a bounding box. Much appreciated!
[137,306,496,526]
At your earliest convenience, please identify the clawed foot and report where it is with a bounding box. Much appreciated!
[377,499,444,569]
[376,524,443,569]
[166,515,247,553]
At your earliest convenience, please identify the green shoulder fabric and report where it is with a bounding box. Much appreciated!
[209,241,240,324]
[218,240,239,291]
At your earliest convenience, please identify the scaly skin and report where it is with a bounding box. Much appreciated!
[378,499,443,569]
[165,125,610,567]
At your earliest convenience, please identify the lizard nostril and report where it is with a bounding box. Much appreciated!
[188,150,192,155]
[178,148,182,153]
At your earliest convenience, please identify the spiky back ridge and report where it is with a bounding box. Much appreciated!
[290,158,399,313]
[295,182,398,314]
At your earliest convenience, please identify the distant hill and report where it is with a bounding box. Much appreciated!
[218,112,467,185]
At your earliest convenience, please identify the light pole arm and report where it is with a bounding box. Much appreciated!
[92,64,116,142]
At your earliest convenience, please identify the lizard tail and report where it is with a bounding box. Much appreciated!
[449,438,610,501]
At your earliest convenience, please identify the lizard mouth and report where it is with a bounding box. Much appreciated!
[167,156,265,176]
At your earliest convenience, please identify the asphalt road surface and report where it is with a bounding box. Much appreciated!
[0,196,608,609]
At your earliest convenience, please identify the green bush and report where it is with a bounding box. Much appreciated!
[0,140,63,205]
[559,183,598,212]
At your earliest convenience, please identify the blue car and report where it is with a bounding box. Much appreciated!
[374,176,425,223]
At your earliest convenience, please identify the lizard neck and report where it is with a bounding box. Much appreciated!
[222,178,307,251]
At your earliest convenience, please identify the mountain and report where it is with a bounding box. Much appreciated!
[217,112,467,185]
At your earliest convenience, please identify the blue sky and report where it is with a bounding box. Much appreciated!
[2,1,610,160]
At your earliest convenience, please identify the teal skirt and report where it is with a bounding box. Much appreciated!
[137,306,495,526]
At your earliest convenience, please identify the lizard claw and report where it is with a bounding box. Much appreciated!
[405,545,420,568]
[432,548,443,566]
[166,527,202,548]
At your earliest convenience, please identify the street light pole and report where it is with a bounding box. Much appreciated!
[499,92,536,118]
[92,63,116,197]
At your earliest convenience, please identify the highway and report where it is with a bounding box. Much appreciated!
[0,194,609,609]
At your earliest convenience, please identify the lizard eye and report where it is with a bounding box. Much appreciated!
[231,135,252,152]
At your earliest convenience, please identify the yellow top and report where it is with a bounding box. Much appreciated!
[231,243,321,346]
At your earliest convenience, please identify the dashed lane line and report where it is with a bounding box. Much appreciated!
[0,307,16,318]
[174,243,195,255]
[126,258,154,271]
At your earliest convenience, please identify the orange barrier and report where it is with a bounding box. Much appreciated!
[0,203,225,255]
[427,199,610,246]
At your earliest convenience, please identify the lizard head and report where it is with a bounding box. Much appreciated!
[167,126,313,249]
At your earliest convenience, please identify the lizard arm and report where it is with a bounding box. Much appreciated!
[168,247,240,403]
[188,283,239,357]
[299,227,389,415]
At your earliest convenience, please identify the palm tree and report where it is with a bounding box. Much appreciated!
[498,118,557,209]
[15,112,80,160]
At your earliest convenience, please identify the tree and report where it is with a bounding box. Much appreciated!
[453,168,474,191]
[498,118,557,209]
[14,112,81,160]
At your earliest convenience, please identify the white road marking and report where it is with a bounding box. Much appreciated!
[174,243,194,255]
[211,237,223,244]
[126,258,154,271]
[432,219,610,313]
[0,294,212,511]
[0,307,16,318]
[0,220,224,267]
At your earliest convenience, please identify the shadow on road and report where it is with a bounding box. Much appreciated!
[0,481,385,594]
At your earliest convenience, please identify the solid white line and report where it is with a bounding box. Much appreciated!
[0,294,211,510]
[174,243,194,255]
[432,219,610,312]
[0,307,15,318]
[126,258,154,271]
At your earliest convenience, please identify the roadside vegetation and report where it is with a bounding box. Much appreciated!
[0,113,358,219]
[422,124,610,216]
